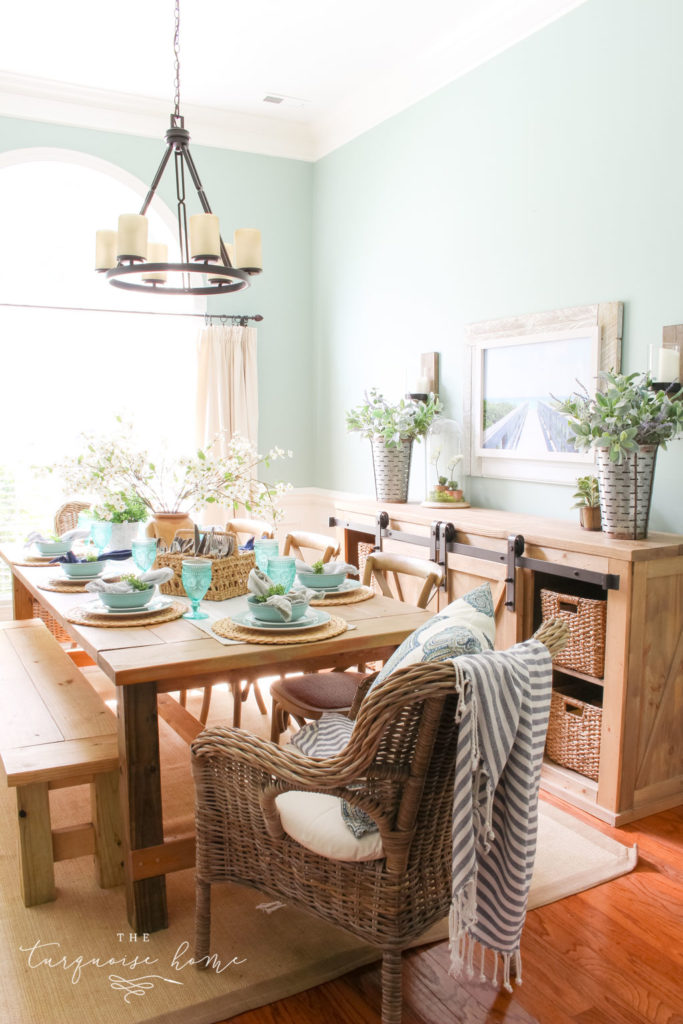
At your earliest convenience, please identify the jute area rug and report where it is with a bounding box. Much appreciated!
[0,678,637,1024]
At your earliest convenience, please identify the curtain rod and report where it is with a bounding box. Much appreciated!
[0,301,263,324]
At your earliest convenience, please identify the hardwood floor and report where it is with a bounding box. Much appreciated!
[221,797,683,1024]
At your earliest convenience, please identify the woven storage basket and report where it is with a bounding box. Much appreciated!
[545,683,602,781]
[540,589,606,678]
[33,599,72,644]
[155,548,255,601]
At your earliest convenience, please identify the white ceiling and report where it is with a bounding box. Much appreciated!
[0,0,586,161]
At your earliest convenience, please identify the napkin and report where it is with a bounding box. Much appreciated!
[85,567,174,594]
[24,527,90,546]
[52,549,133,564]
[247,567,315,622]
[294,559,358,576]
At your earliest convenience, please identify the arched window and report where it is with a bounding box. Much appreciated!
[0,149,202,589]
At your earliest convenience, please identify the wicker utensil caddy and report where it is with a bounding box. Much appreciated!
[545,682,603,781]
[155,549,255,601]
[540,589,607,678]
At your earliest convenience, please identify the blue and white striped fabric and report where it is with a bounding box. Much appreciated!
[447,639,552,992]
[289,713,353,757]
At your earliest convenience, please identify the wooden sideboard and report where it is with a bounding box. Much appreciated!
[333,496,683,826]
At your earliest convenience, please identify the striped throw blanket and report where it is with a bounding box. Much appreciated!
[447,638,552,991]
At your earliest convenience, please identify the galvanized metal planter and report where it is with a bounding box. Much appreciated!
[370,437,413,503]
[596,444,658,539]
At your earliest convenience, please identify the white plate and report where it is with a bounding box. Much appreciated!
[51,573,103,584]
[84,596,174,617]
[230,608,331,632]
[312,578,362,597]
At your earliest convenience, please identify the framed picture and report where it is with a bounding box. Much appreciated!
[464,302,623,484]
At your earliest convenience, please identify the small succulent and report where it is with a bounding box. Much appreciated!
[572,475,600,509]
[253,583,286,603]
[311,559,325,574]
[120,573,152,592]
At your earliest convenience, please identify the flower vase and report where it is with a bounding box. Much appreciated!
[109,521,144,550]
[596,445,657,539]
[146,511,195,549]
[370,437,413,502]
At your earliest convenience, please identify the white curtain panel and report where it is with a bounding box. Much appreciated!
[196,324,258,525]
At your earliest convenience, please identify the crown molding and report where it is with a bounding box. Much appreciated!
[310,0,587,158]
[0,2,586,164]
[0,71,318,162]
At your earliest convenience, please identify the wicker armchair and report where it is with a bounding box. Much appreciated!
[192,620,568,1024]
[54,500,90,536]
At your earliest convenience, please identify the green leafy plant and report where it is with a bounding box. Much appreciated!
[572,475,600,509]
[346,388,442,447]
[91,490,148,524]
[120,573,152,592]
[84,550,101,562]
[311,559,325,574]
[553,371,683,463]
[447,479,459,490]
[252,583,286,603]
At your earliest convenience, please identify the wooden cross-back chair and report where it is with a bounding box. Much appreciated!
[224,518,275,543]
[192,620,569,1024]
[281,530,340,565]
[268,550,443,744]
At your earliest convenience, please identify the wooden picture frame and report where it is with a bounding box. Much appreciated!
[463,302,623,484]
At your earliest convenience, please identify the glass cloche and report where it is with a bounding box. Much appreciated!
[423,417,469,507]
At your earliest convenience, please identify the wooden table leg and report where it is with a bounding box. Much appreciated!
[117,682,168,933]
[12,574,34,620]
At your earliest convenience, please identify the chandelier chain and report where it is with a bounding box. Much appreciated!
[173,0,181,119]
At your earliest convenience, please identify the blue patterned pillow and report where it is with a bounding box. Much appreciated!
[367,582,495,695]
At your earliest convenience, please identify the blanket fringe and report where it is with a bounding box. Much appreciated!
[448,912,524,994]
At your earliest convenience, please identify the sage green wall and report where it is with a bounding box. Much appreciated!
[312,0,683,533]
[0,115,314,486]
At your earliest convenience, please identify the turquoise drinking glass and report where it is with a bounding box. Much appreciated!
[266,555,296,593]
[90,520,112,556]
[182,557,212,619]
[254,538,279,573]
[131,538,157,573]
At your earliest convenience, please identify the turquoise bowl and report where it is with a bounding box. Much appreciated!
[98,587,155,610]
[297,571,346,590]
[35,540,72,556]
[61,560,105,579]
[247,595,308,622]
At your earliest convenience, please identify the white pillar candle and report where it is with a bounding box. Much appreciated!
[189,213,220,259]
[234,228,262,270]
[658,346,680,382]
[414,376,430,394]
[142,242,168,283]
[95,229,118,270]
[208,243,236,283]
[117,214,148,259]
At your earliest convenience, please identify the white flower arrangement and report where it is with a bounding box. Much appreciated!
[46,422,293,525]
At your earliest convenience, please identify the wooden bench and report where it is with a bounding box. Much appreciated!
[0,618,123,906]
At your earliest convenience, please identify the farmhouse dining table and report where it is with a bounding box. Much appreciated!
[1,549,432,933]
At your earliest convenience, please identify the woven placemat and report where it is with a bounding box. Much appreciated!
[211,613,348,645]
[309,585,375,606]
[64,600,186,628]
[38,578,92,594]
[12,556,56,567]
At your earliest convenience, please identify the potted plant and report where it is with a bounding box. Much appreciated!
[346,388,442,502]
[45,423,292,548]
[90,490,149,549]
[554,371,683,538]
[572,475,601,531]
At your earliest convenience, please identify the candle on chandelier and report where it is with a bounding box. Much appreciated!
[142,243,168,283]
[117,214,148,260]
[95,230,118,270]
[234,228,262,270]
[189,213,220,260]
